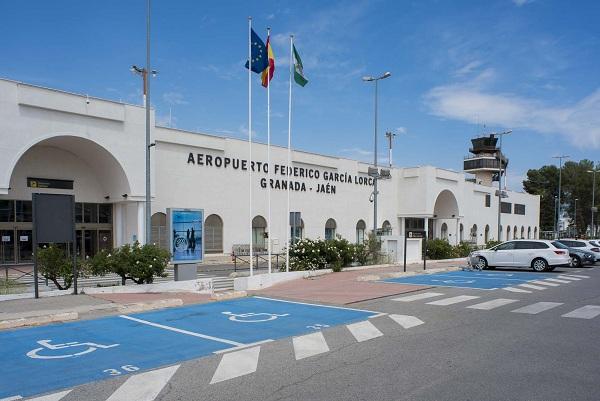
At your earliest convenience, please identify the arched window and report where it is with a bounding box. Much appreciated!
[291,219,304,243]
[459,224,464,242]
[382,220,392,236]
[514,226,518,239]
[325,218,337,240]
[534,227,538,239]
[484,225,490,243]
[441,223,448,240]
[507,226,511,241]
[252,215,267,251]
[151,212,168,250]
[527,226,531,239]
[356,220,366,244]
[520,226,525,240]
[205,214,223,254]
[470,224,478,242]
[500,225,503,241]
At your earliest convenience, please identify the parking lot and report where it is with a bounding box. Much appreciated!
[382,270,556,290]
[0,296,380,400]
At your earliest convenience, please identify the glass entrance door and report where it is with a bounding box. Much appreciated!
[17,230,33,263]
[0,230,15,264]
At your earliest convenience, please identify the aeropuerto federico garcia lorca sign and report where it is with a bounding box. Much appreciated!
[187,152,374,195]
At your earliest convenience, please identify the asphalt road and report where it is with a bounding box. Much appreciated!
[3,266,599,401]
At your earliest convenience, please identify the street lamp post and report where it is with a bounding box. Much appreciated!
[495,130,512,242]
[587,165,598,238]
[362,72,391,235]
[574,198,578,237]
[554,195,558,237]
[553,155,569,239]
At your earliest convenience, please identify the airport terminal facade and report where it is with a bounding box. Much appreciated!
[0,78,540,264]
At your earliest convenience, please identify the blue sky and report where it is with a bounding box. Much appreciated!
[1,0,599,190]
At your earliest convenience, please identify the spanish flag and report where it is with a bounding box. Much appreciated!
[261,34,275,87]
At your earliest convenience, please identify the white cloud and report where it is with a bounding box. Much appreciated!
[162,91,188,105]
[512,0,534,6]
[454,60,483,77]
[424,71,600,148]
[396,127,407,135]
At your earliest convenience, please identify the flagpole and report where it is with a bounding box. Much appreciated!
[267,27,272,275]
[248,17,253,277]
[286,35,293,273]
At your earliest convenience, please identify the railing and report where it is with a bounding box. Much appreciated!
[231,253,287,272]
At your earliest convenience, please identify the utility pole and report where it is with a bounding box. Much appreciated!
[553,155,569,239]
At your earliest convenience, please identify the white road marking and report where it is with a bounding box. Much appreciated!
[557,275,581,281]
[253,296,382,317]
[426,295,480,306]
[467,299,519,310]
[518,283,547,290]
[389,314,425,329]
[562,305,600,319]
[119,315,243,346]
[502,287,531,293]
[346,320,384,342]
[511,302,563,315]
[106,365,179,401]
[561,274,589,279]
[544,278,571,284]
[23,391,71,401]
[530,280,560,287]
[293,332,330,360]
[0,396,23,401]
[213,339,273,354]
[210,346,260,384]
[391,292,444,302]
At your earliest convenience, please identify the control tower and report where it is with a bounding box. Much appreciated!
[463,134,508,186]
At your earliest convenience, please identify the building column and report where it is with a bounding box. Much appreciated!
[424,217,429,240]
[455,218,460,245]
[137,201,145,244]
[115,203,123,246]
[399,217,405,235]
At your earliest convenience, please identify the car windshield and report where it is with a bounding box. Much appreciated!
[552,241,569,250]
[589,240,600,247]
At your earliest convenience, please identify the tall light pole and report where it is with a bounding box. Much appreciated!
[588,165,599,238]
[553,155,569,239]
[495,130,512,242]
[362,71,391,235]
[129,0,154,245]
[574,197,578,237]
[554,195,558,237]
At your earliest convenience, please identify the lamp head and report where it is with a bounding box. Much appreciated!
[382,71,391,79]
[362,76,374,82]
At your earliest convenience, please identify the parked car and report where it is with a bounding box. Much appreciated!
[556,239,600,262]
[469,239,570,272]
[551,241,595,267]
[589,240,600,248]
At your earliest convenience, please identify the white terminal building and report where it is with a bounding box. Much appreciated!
[0,78,540,265]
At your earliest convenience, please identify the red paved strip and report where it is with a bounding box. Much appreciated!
[90,292,212,305]
[254,269,430,305]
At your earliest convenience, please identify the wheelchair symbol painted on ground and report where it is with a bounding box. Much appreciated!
[221,311,290,323]
[431,279,476,284]
[26,339,119,360]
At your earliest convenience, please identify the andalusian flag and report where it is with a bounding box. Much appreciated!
[261,35,275,87]
[293,45,308,87]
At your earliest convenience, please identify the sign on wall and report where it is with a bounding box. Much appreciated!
[167,208,204,264]
[27,177,74,190]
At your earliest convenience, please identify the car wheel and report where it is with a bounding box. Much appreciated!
[531,258,549,272]
[570,255,581,268]
[475,256,488,270]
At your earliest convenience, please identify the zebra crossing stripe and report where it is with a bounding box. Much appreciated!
[511,302,563,315]
[544,278,571,284]
[391,292,444,302]
[530,280,560,287]
[467,299,519,310]
[26,391,71,401]
[502,287,531,293]
[518,283,547,290]
[347,320,384,342]
[562,305,600,319]
[426,295,480,306]
[210,346,261,384]
[389,314,425,329]
[106,365,180,401]
[557,276,581,281]
[562,274,589,279]
[293,332,330,360]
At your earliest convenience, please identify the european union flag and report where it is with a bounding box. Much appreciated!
[245,28,269,74]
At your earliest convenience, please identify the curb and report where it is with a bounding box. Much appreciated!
[210,290,247,301]
[117,298,184,314]
[0,311,78,330]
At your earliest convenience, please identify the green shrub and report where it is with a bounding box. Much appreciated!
[485,240,502,249]
[287,235,376,271]
[452,241,474,257]
[36,245,90,290]
[426,239,454,260]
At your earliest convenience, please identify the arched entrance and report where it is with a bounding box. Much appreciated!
[151,212,168,250]
[252,215,267,251]
[1,135,132,263]
[205,214,224,254]
[441,223,448,240]
[356,220,366,243]
[433,190,459,243]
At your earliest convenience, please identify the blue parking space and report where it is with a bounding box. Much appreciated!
[0,296,377,400]
[382,270,554,290]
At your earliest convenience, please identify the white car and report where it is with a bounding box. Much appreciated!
[557,239,600,262]
[469,240,570,272]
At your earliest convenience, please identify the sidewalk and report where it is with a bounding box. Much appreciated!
[253,259,462,305]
